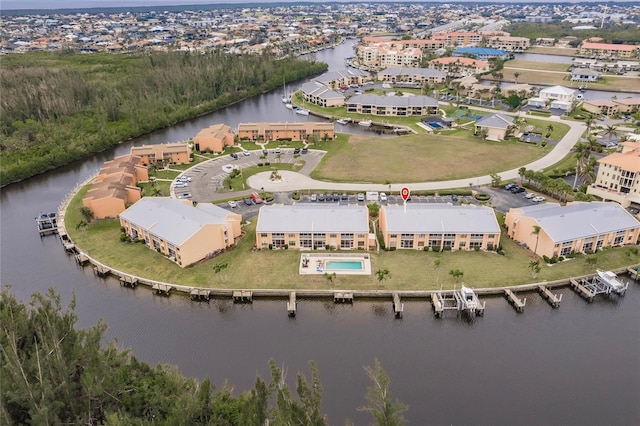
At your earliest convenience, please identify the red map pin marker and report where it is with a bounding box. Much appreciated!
[401,187,410,202]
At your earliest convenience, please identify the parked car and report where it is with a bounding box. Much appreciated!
[379,192,388,202]
[293,148,301,154]
[174,182,188,188]
[177,193,191,199]
[318,193,325,201]
[510,186,525,194]
[357,193,365,202]
[301,148,308,154]
[532,196,545,203]
[332,193,340,201]
[341,193,348,200]
[244,198,253,206]
[242,150,250,156]
[451,194,458,202]
[504,183,517,190]
[250,192,263,204]
[228,200,238,208]
[525,192,536,199]
[275,148,282,154]
[310,193,317,202]
[262,149,268,155]
[230,153,238,159]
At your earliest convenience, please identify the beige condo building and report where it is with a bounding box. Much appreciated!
[588,141,640,208]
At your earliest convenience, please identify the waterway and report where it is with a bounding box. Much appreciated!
[2,39,640,425]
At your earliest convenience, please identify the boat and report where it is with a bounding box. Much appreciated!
[579,85,587,92]
[460,285,478,309]
[576,93,584,100]
[596,269,628,294]
[281,80,290,103]
[336,118,349,125]
[358,120,372,127]
[295,107,309,116]
[285,102,293,110]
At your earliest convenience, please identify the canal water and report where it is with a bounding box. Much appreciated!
[2,40,639,425]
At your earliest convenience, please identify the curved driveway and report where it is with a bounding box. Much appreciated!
[247,113,586,193]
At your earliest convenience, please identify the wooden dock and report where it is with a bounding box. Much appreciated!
[63,241,76,253]
[119,275,138,288]
[334,292,353,303]
[232,290,253,303]
[392,293,403,318]
[538,285,562,308]
[431,293,443,318]
[190,288,211,301]
[504,289,526,313]
[75,253,89,266]
[627,267,640,281]
[152,283,172,296]
[570,278,596,302]
[287,292,297,317]
[93,265,110,277]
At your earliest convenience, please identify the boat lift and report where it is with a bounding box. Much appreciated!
[433,285,485,318]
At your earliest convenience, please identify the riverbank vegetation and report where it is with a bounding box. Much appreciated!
[0,51,327,186]
[0,287,407,425]
[65,187,635,290]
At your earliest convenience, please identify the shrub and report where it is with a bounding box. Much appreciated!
[257,162,263,167]
[119,233,128,242]
[284,244,288,250]
[543,255,551,263]
[474,193,491,201]
[423,246,429,252]
[442,246,452,251]
[268,244,273,250]
[474,246,480,251]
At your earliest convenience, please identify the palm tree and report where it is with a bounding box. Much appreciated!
[531,225,542,255]
[573,142,591,189]
[584,116,594,137]
[545,124,554,138]
[375,268,390,285]
[514,71,521,84]
[518,167,527,184]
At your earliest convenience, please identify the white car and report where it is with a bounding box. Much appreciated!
[379,192,388,202]
[524,192,535,199]
[532,196,545,203]
[222,164,238,174]
[228,200,238,208]
[177,193,191,199]
[174,182,188,188]
[357,193,365,202]
[242,150,250,156]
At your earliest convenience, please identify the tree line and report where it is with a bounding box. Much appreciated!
[0,287,407,425]
[0,51,327,186]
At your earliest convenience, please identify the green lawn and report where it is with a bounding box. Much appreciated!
[65,191,637,291]
[222,162,305,192]
[310,132,551,183]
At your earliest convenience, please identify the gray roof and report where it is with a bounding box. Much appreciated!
[347,94,438,108]
[119,197,231,246]
[475,113,513,129]
[382,204,500,234]
[256,204,369,233]
[517,202,639,242]
[301,81,344,100]
[378,67,446,79]
[316,69,368,83]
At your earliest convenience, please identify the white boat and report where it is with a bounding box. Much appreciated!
[576,93,584,100]
[336,118,349,125]
[285,102,293,110]
[281,80,290,103]
[295,107,309,116]
[460,285,478,309]
[596,269,628,294]
[358,120,372,127]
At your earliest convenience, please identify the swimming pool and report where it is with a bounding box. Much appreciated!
[429,122,443,129]
[325,260,364,271]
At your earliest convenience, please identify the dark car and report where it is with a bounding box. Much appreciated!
[333,193,340,201]
[301,148,308,154]
[262,149,268,156]
[318,193,325,201]
[451,194,459,202]
[293,148,301,154]
[341,193,348,200]
[504,183,516,190]
[230,153,238,159]
[511,186,526,194]
[244,198,253,206]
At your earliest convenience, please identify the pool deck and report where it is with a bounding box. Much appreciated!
[299,253,372,275]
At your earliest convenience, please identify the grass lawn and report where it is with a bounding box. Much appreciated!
[65,189,638,291]
[520,117,570,141]
[506,60,571,73]
[310,132,551,183]
[527,46,577,56]
[222,162,305,192]
[485,70,640,93]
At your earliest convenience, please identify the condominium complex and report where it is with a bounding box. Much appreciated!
[119,197,242,267]
[484,36,530,52]
[428,57,491,77]
[505,202,640,258]
[587,141,640,208]
[579,42,639,59]
[193,124,235,153]
[255,204,372,250]
[130,143,191,166]
[379,204,501,251]
[346,94,438,116]
[237,122,335,142]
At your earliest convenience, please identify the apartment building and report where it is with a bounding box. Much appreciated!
[193,123,235,153]
[346,94,438,116]
[579,42,638,59]
[582,99,619,116]
[474,113,515,141]
[119,197,242,267]
[315,69,369,90]
[379,204,501,251]
[82,154,147,219]
[484,36,530,52]
[130,143,191,165]
[505,202,640,258]
[612,97,640,113]
[377,67,446,84]
[237,122,335,142]
[301,81,345,107]
[255,204,371,250]
[587,141,640,208]
[428,57,491,77]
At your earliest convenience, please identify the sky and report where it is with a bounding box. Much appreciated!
[2,0,633,12]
